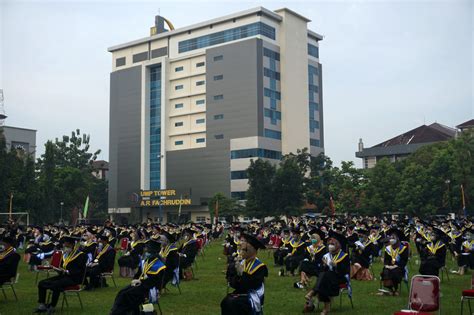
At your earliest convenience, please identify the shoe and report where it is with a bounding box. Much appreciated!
[294,282,304,289]
[47,306,56,314]
[33,304,48,313]
[278,269,284,277]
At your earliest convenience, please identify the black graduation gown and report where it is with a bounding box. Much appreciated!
[0,247,20,285]
[381,243,409,289]
[300,244,327,277]
[312,251,350,302]
[419,241,446,276]
[221,258,268,315]
[118,241,145,269]
[110,256,166,315]
[179,239,199,269]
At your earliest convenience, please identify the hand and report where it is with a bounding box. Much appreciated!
[235,263,244,276]
[131,279,141,287]
[305,290,314,300]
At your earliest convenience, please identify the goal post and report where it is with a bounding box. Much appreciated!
[0,212,30,226]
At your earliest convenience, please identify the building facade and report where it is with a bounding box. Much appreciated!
[0,125,37,158]
[108,7,324,222]
[356,123,456,169]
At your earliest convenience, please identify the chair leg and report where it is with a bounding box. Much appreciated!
[35,272,39,284]
[177,283,182,295]
[468,298,472,315]
[61,294,66,312]
[157,301,163,315]
[461,298,464,315]
[1,288,7,299]
[349,295,354,309]
[112,274,117,287]
[10,285,17,301]
[77,292,83,309]
[339,291,343,307]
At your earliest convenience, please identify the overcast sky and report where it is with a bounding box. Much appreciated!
[1,0,472,167]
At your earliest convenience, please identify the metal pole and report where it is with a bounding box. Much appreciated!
[60,202,64,223]
[9,193,13,220]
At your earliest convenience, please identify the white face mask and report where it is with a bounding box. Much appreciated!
[328,244,336,252]
[0,244,5,252]
[97,243,104,251]
[389,238,397,245]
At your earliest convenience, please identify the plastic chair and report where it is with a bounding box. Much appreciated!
[60,270,87,311]
[339,274,354,308]
[461,272,474,314]
[100,249,117,287]
[35,250,62,284]
[398,275,440,314]
[0,273,19,301]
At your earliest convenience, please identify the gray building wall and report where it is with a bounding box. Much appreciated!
[1,126,37,158]
[109,65,142,209]
[166,38,263,205]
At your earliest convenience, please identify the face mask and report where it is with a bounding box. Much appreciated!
[143,252,152,259]
[311,240,317,245]
[97,243,104,251]
[63,247,72,254]
[328,244,336,252]
[389,238,397,245]
[0,245,5,252]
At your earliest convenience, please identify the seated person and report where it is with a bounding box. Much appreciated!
[221,233,268,315]
[34,236,87,314]
[295,231,327,289]
[118,230,146,277]
[304,236,350,315]
[28,230,55,270]
[456,232,474,275]
[110,239,166,315]
[0,235,21,285]
[378,229,409,296]
[159,231,179,289]
[179,229,198,280]
[282,231,307,277]
[419,229,446,276]
[351,229,374,280]
[274,229,291,267]
[85,234,116,290]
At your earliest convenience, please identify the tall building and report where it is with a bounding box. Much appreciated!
[108,7,324,222]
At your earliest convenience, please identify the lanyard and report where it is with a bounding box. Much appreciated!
[96,244,110,259]
[63,248,81,268]
[0,247,14,260]
[427,241,442,254]
[332,250,345,264]
[244,258,256,274]
[140,258,158,279]
[388,246,400,263]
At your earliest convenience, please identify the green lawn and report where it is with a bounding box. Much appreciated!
[0,239,471,315]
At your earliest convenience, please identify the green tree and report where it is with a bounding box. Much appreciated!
[208,192,241,221]
[273,155,305,216]
[363,158,400,214]
[246,159,276,218]
[306,153,334,213]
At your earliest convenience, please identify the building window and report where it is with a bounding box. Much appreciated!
[116,57,126,67]
[231,191,246,200]
[230,148,282,160]
[231,170,248,180]
[149,65,162,189]
[175,84,183,90]
[213,94,223,101]
[263,48,280,61]
[178,22,276,53]
[264,108,281,125]
[308,43,319,58]
[196,99,205,105]
[196,118,205,124]
[214,114,224,120]
[175,140,183,146]
[264,128,281,140]
[175,122,184,127]
[213,75,223,81]
[264,68,280,81]
[264,88,281,100]
[175,66,184,72]
[213,55,223,61]
[196,80,205,86]
[215,134,224,139]
[132,51,148,63]
[196,61,205,67]
[196,216,206,222]
[196,138,206,143]
[310,139,320,147]
[174,103,184,109]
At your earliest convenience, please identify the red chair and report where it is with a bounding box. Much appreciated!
[461,273,474,314]
[396,275,440,315]
[60,270,87,311]
[35,250,62,284]
[118,238,129,256]
[100,249,117,287]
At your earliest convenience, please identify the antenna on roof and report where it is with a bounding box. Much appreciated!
[0,89,7,126]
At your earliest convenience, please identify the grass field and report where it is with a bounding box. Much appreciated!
[0,238,471,315]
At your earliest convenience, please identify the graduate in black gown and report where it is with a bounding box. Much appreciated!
[85,234,116,290]
[295,230,327,289]
[221,233,268,315]
[118,230,146,277]
[304,236,350,315]
[379,229,409,296]
[34,236,87,314]
[274,229,291,268]
[0,235,21,285]
[350,229,374,280]
[110,239,166,315]
[179,228,199,280]
[419,229,446,276]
